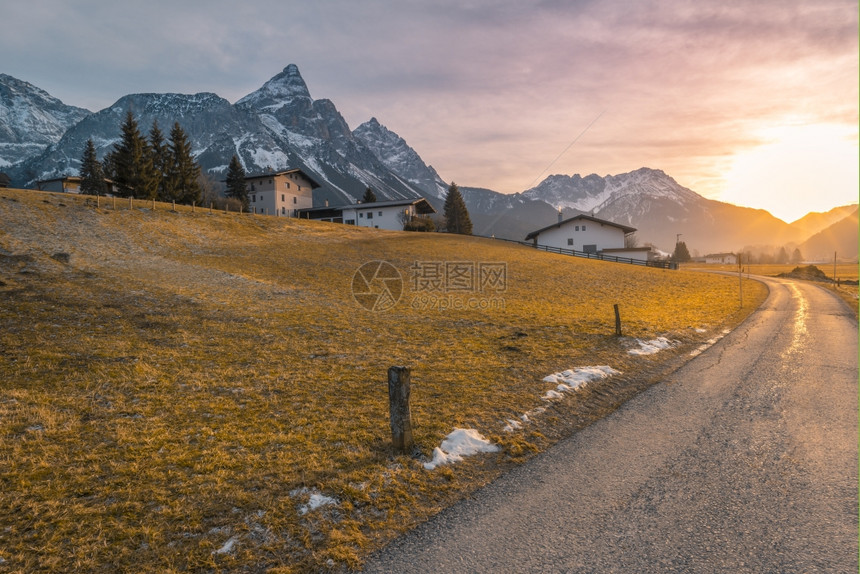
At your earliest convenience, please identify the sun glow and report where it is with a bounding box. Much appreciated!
[721,124,859,223]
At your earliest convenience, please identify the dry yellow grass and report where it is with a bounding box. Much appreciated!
[685,262,859,319]
[0,189,766,571]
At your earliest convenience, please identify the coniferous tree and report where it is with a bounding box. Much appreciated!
[79,139,107,196]
[443,182,472,235]
[672,240,692,263]
[166,122,201,205]
[225,155,248,209]
[361,187,377,203]
[148,121,169,201]
[112,110,157,199]
[791,248,803,264]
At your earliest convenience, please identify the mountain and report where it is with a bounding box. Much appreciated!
[1,68,854,256]
[353,117,448,200]
[0,74,90,168]
[7,65,428,207]
[13,91,287,187]
[798,207,859,261]
[788,205,859,239]
[520,167,804,253]
[233,64,426,205]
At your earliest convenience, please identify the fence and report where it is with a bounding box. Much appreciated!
[483,236,678,270]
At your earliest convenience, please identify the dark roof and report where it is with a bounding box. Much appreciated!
[301,197,436,215]
[525,213,636,241]
[343,197,436,214]
[243,168,321,188]
[37,176,82,184]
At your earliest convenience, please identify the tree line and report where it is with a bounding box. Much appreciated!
[79,111,201,204]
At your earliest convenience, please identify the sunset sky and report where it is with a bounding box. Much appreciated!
[4,0,857,222]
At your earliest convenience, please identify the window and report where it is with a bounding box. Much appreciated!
[293,197,297,204]
[268,179,272,184]
[281,194,285,202]
[286,182,291,189]
[567,238,574,246]
[575,226,580,231]
[582,225,586,231]
[359,213,364,218]
[583,244,597,254]
[252,195,256,202]
[345,219,355,225]
[281,207,286,215]
[367,212,373,219]
[378,211,383,217]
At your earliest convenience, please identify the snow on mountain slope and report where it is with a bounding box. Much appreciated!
[353,117,449,200]
[0,74,91,167]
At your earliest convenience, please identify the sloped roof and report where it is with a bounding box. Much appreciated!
[342,197,436,214]
[243,168,321,188]
[525,213,637,241]
[300,197,436,215]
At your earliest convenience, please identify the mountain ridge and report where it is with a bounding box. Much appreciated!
[0,67,855,257]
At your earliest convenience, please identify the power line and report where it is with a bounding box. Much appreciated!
[526,110,605,191]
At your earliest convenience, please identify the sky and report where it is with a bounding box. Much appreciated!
[3,0,857,222]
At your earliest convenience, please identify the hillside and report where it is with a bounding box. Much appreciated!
[0,188,766,571]
[799,207,859,261]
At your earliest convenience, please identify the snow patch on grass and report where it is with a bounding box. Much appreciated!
[628,336,675,355]
[214,536,239,555]
[424,428,500,470]
[290,487,338,515]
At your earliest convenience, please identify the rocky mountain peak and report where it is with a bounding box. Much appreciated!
[0,73,91,166]
[236,64,312,110]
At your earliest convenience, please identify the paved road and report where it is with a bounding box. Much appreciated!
[363,277,858,573]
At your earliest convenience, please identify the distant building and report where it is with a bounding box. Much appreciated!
[300,197,436,231]
[704,253,738,265]
[37,176,82,194]
[525,213,652,261]
[36,175,117,195]
[245,169,320,216]
[0,173,10,188]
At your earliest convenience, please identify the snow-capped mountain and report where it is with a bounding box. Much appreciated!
[7,65,430,206]
[3,67,854,255]
[353,117,449,200]
[524,167,703,220]
[520,167,809,252]
[234,64,427,204]
[0,74,90,168]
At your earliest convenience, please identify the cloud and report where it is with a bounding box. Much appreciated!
[2,0,857,209]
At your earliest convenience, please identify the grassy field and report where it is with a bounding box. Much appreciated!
[0,189,767,572]
[684,262,859,319]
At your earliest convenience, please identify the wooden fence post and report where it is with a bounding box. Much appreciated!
[129,196,133,209]
[388,366,414,454]
[614,304,622,336]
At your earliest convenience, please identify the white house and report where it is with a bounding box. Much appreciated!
[300,197,436,231]
[704,252,738,265]
[246,169,320,216]
[525,213,649,260]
